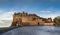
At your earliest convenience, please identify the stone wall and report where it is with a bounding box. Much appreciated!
[11,12,53,27]
[44,23,53,26]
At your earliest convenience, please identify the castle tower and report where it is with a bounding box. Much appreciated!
[11,12,22,27]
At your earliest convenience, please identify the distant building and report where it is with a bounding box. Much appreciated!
[11,12,53,27]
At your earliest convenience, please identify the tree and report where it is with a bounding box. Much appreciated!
[53,16,60,26]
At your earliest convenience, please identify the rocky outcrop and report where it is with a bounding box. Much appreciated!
[11,12,53,27]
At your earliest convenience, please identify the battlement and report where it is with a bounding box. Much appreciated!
[14,12,37,17]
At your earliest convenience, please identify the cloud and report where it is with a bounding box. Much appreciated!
[40,10,51,13]
[0,20,12,27]
[0,10,16,20]
[0,20,4,23]
[38,10,60,19]
[0,10,4,13]
[0,10,16,27]
[39,14,57,19]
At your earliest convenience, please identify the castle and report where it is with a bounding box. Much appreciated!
[11,12,53,27]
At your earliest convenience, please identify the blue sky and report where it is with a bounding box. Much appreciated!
[0,0,60,27]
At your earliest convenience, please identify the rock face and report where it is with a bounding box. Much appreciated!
[11,12,53,27]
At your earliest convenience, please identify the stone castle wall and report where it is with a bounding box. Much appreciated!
[11,12,53,27]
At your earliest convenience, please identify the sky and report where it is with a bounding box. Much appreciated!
[0,0,60,27]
